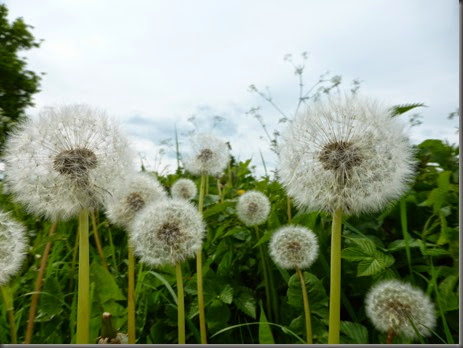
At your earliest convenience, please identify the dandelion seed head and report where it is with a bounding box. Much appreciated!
[365,279,436,338]
[278,94,415,215]
[4,104,134,221]
[236,190,271,226]
[269,225,319,269]
[0,211,28,285]
[171,178,197,201]
[105,172,167,228]
[184,133,230,177]
[130,199,205,266]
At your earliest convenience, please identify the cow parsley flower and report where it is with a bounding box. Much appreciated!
[269,225,319,270]
[105,172,167,228]
[0,211,28,285]
[278,94,415,215]
[171,178,197,201]
[4,105,134,221]
[184,133,230,177]
[236,190,271,226]
[365,279,436,339]
[130,199,205,266]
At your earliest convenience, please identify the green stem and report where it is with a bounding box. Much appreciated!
[128,242,136,344]
[1,285,17,344]
[287,196,292,223]
[400,198,414,282]
[69,227,79,292]
[91,210,108,270]
[217,178,224,204]
[176,262,185,344]
[197,173,207,343]
[205,175,209,195]
[328,208,343,344]
[255,226,272,321]
[76,208,90,344]
[296,268,312,344]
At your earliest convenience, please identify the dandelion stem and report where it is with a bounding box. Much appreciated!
[400,198,414,283]
[386,328,395,344]
[24,221,57,344]
[76,208,90,344]
[197,173,207,343]
[296,267,312,344]
[217,178,224,203]
[205,175,209,195]
[328,207,343,344]
[127,242,136,344]
[1,285,16,343]
[69,227,79,292]
[176,262,186,344]
[91,210,108,270]
[255,226,272,322]
[287,196,292,223]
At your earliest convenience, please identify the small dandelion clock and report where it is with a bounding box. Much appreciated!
[171,178,197,201]
[236,190,271,227]
[365,279,436,343]
[270,225,319,343]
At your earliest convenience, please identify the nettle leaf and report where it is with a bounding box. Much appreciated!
[233,286,256,319]
[91,262,125,303]
[341,247,369,261]
[356,251,395,277]
[349,237,377,255]
[340,321,368,344]
[287,272,328,316]
[259,304,275,344]
[37,277,65,321]
[218,284,234,304]
[438,275,459,312]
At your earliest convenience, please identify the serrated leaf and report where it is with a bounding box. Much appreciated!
[341,247,369,261]
[259,305,274,344]
[91,262,125,303]
[37,277,65,321]
[357,252,395,277]
[219,284,234,304]
[340,321,368,343]
[233,287,256,319]
[390,103,425,116]
[349,237,377,256]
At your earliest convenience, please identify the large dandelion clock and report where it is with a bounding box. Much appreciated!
[4,105,134,221]
[0,211,28,285]
[130,199,205,266]
[278,94,415,215]
[365,279,436,339]
[184,133,230,177]
[105,172,167,228]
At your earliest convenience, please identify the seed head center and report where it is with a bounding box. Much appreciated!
[126,192,145,212]
[158,222,181,246]
[248,202,259,214]
[287,241,302,253]
[197,148,213,162]
[53,148,98,178]
[319,141,362,172]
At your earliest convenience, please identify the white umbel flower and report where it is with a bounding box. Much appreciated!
[130,199,205,266]
[4,105,134,221]
[269,225,319,270]
[278,94,415,215]
[365,279,436,339]
[171,178,197,201]
[236,190,271,226]
[0,211,28,285]
[183,133,230,177]
[105,172,167,228]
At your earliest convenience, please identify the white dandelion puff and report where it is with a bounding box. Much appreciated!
[130,199,205,266]
[4,104,134,221]
[0,211,28,285]
[236,190,271,226]
[171,178,197,201]
[105,172,167,228]
[278,94,415,215]
[269,225,319,270]
[183,133,230,177]
[365,279,436,339]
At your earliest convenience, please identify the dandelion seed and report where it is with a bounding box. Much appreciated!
[171,178,197,201]
[130,199,205,266]
[4,104,134,221]
[105,172,167,228]
[184,133,230,177]
[365,279,436,339]
[269,225,319,270]
[236,190,271,226]
[0,211,27,286]
[278,94,415,215]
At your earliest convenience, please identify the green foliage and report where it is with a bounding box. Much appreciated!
[0,3,42,151]
[0,139,459,343]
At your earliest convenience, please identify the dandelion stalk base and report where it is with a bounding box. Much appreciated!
[128,243,136,344]
[296,267,312,344]
[176,262,185,344]
[76,208,90,344]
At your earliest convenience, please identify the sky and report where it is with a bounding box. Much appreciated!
[4,0,459,176]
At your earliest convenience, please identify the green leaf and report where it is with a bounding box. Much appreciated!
[390,103,425,116]
[37,277,65,321]
[219,284,234,304]
[233,286,256,319]
[91,262,125,303]
[349,237,377,255]
[340,321,368,344]
[356,251,395,277]
[341,247,369,261]
[259,305,275,344]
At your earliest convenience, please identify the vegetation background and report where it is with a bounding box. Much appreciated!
[0,2,459,344]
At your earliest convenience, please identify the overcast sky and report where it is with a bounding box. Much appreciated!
[5,0,459,176]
